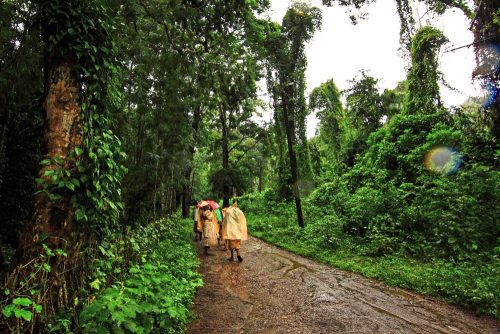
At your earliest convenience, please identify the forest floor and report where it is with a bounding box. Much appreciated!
[186,237,499,334]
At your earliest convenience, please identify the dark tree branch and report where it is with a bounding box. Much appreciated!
[443,35,498,53]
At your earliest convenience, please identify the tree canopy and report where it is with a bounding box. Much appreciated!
[0,0,498,331]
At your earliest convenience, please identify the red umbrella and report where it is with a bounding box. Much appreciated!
[208,200,219,209]
[198,200,219,209]
[198,200,209,208]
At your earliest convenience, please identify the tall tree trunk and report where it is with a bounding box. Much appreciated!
[16,59,82,262]
[270,82,289,197]
[219,104,230,208]
[134,106,145,167]
[281,85,305,228]
[182,168,192,218]
[182,106,202,217]
[0,106,11,190]
[6,55,86,331]
[258,158,263,192]
[153,155,159,221]
[5,4,96,326]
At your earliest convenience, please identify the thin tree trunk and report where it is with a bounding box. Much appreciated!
[258,158,263,192]
[182,106,202,217]
[182,168,192,217]
[153,152,159,221]
[281,85,305,228]
[135,107,145,167]
[219,104,230,208]
[169,167,174,212]
[0,106,11,191]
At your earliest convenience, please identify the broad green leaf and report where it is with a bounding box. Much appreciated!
[14,308,32,321]
[55,248,67,257]
[53,156,63,165]
[13,297,33,307]
[129,267,140,274]
[89,279,101,290]
[2,304,16,317]
[75,209,85,221]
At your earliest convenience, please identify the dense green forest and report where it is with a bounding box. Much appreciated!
[0,0,498,332]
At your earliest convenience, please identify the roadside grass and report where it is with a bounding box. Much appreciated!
[248,214,499,318]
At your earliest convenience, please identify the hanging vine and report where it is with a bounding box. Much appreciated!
[1,1,126,332]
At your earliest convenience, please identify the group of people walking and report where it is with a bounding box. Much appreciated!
[193,199,248,262]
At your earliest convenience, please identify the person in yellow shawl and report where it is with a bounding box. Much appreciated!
[222,199,247,262]
[197,201,220,255]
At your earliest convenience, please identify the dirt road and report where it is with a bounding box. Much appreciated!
[186,237,499,334]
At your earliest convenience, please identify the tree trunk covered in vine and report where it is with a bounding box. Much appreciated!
[281,84,305,229]
[270,80,291,198]
[16,59,82,262]
[4,15,86,332]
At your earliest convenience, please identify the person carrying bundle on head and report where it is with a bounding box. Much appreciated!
[198,201,219,255]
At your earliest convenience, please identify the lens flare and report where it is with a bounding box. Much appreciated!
[480,80,499,109]
[424,147,463,176]
[295,178,315,196]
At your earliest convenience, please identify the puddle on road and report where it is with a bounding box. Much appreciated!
[352,294,451,334]
[338,282,487,334]
[381,287,484,334]
[264,252,316,279]
[282,256,315,275]
[381,286,420,301]
[220,262,251,303]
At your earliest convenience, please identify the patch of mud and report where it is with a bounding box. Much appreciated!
[186,237,499,334]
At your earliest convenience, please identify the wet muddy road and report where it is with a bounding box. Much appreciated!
[186,237,499,334]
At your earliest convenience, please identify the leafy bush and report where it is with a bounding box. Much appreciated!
[401,164,500,259]
[79,218,202,333]
[302,214,344,250]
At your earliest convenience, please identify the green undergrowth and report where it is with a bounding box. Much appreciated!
[79,217,202,333]
[247,214,499,317]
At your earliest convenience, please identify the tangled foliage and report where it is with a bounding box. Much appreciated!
[64,0,127,233]
[79,218,202,333]
[29,0,126,235]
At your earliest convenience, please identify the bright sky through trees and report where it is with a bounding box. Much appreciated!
[264,0,480,137]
